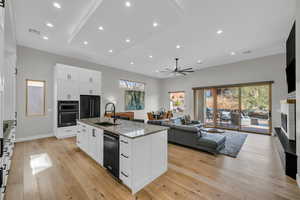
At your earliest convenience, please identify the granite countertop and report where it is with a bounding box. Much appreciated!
[3,120,15,139]
[78,118,169,139]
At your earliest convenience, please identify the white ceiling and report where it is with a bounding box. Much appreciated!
[14,0,296,78]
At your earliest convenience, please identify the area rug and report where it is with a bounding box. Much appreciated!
[219,131,248,158]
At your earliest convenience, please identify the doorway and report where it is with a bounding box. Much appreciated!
[196,82,272,134]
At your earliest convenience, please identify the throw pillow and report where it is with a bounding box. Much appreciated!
[184,115,191,125]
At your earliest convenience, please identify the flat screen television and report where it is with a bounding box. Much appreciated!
[286,22,295,94]
[286,61,295,93]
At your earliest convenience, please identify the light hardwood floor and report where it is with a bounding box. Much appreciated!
[5,134,300,200]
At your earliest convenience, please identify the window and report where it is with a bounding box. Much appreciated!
[119,79,145,91]
[26,80,46,116]
[169,92,185,113]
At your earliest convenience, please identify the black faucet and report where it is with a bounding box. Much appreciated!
[104,103,116,123]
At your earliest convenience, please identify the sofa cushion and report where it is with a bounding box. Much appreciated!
[183,115,192,125]
[170,117,183,125]
[172,124,200,133]
[147,120,166,126]
[197,134,226,149]
[161,121,173,127]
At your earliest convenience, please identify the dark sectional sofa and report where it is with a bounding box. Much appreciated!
[148,117,226,154]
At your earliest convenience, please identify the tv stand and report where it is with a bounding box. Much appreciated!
[274,128,297,179]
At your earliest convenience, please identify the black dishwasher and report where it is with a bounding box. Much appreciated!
[103,131,119,179]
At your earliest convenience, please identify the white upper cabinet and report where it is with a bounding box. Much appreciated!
[55,64,102,100]
[57,79,79,100]
[56,64,79,81]
[78,68,102,95]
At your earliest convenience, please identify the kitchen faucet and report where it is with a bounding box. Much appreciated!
[104,103,116,123]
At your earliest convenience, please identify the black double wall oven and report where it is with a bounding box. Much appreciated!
[57,101,79,127]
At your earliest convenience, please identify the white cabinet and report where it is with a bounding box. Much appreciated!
[56,64,79,81]
[76,122,103,166]
[79,83,100,96]
[56,126,78,139]
[119,130,168,194]
[54,64,102,139]
[3,55,16,120]
[77,123,89,152]
[78,69,102,95]
[57,79,79,101]
[90,127,103,165]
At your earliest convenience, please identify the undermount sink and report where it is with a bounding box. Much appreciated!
[94,122,119,127]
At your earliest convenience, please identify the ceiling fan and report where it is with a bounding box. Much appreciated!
[158,58,195,76]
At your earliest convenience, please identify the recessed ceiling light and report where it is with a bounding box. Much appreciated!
[125,38,131,43]
[217,29,223,35]
[130,61,134,65]
[153,22,158,27]
[53,2,61,9]
[43,36,49,40]
[108,49,113,53]
[176,45,181,49]
[243,50,252,54]
[197,60,202,64]
[230,52,236,56]
[149,55,153,58]
[46,22,54,28]
[98,26,104,31]
[125,1,131,7]
[83,41,88,45]
[155,70,160,73]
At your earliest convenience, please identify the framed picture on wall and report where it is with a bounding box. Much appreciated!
[124,90,145,110]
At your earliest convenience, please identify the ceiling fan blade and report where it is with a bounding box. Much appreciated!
[181,67,193,71]
[180,70,195,73]
[159,68,173,72]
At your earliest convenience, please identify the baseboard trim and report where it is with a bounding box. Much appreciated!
[16,134,54,142]
[297,174,300,188]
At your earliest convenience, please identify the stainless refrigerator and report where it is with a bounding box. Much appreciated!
[80,95,101,119]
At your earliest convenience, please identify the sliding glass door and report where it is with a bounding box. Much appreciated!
[216,87,240,130]
[240,85,271,134]
[195,82,272,134]
[204,89,214,127]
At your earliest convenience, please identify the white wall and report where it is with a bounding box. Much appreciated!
[296,0,300,186]
[16,46,160,140]
[159,54,287,129]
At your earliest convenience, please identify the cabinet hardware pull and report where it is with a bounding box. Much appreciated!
[120,140,128,144]
[107,165,112,170]
[121,154,129,159]
[121,171,128,178]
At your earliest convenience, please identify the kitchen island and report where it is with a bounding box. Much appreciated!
[76,118,169,194]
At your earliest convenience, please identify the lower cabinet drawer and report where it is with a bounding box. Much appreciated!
[120,156,131,173]
[120,170,131,188]
[57,126,78,137]
[120,155,131,188]
[120,137,131,156]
